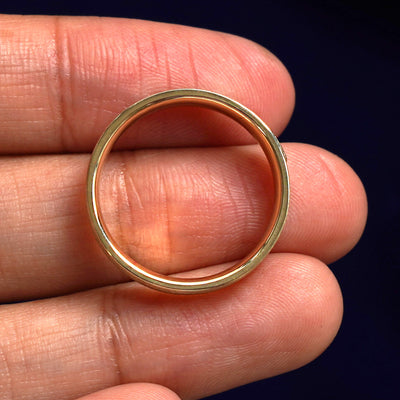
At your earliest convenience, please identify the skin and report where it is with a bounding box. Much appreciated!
[0,14,367,400]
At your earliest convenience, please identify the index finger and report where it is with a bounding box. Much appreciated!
[0,14,295,154]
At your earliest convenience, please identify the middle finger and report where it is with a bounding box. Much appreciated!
[0,143,366,302]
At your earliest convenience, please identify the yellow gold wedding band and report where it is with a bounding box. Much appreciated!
[86,89,289,294]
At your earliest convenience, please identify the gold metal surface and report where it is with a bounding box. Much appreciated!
[87,89,289,294]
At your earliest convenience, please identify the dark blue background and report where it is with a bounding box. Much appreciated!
[1,1,398,399]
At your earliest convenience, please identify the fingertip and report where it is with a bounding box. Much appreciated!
[251,253,343,371]
[201,32,296,135]
[239,36,296,135]
[316,148,368,259]
[285,254,343,361]
[281,143,368,263]
[75,383,181,400]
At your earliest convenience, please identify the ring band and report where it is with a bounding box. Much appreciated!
[86,89,289,294]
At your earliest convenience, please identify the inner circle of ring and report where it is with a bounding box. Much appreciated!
[86,89,289,294]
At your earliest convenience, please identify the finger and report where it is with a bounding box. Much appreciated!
[75,383,180,400]
[0,14,295,154]
[0,143,367,302]
[280,143,367,259]
[0,253,343,400]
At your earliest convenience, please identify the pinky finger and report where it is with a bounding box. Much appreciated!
[75,383,181,400]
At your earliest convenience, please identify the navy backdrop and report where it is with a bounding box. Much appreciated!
[1,1,398,399]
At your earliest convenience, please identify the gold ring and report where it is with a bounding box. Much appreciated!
[87,89,289,294]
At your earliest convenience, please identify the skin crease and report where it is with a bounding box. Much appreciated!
[0,14,367,400]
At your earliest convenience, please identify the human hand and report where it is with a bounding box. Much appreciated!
[0,15,367,400]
